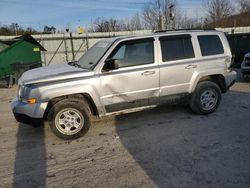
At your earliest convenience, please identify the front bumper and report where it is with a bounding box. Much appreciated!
[13,112,43,125]
[11,97,48,124]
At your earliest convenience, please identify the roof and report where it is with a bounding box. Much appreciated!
[0,40,16,46]
[110,29,221,42]
[0,34,46,51]
[14,34,46,51]
[154,28,216,33]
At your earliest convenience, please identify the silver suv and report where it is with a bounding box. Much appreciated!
[11,30,236,139]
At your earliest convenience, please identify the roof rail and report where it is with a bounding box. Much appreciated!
[154,28,216,33]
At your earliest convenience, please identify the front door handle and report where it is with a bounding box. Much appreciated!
[185,64,197,69]
[141,71,155,76]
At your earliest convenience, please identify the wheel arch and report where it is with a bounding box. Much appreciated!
[43,93,99,120]
[190,73,227,93]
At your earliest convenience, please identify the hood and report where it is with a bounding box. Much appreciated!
[244,52,250,58]
[19,63,93,85]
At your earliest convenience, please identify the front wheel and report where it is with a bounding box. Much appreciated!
[189,81,221,115]
[48,99,91,139]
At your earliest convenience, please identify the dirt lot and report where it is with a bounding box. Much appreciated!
[0,76,250,188]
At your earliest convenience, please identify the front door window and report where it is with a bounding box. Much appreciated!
[108,39,154,68]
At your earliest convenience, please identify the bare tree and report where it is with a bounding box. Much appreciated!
[129,13,143,31]
[203,0,235,23]
[43,25,56,34]
[93,18,114,32]
[177,14,200,29]
[92,14,144,32]
[142,0,176,31]
[117,19,129,31]
[108,19,120,31]
[93,18,106,32]
[237,0,250,12]
[0,24,40,35]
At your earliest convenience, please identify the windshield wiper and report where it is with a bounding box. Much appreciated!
[68,61,82,68]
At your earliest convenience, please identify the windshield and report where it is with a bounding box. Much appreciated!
[78,40,114,69]
[245,57,250,62]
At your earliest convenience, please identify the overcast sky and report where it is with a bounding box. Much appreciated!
[0,0,203,31]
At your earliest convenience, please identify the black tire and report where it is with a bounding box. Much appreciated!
[189,81,221,115]
[48,99,91,140]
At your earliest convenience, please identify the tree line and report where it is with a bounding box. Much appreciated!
[92,0,250,32]
[0,24,57,36]
[0,23,40,36]
[0,0,250,35]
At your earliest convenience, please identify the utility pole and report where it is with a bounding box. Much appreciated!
[15,23,18,36]
[64,28,69,62]
[161,15,166,30]
[201,17,204,29]
[169,5,175,29]
[69,32,75,61]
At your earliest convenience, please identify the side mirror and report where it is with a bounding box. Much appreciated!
[103,59,119,71]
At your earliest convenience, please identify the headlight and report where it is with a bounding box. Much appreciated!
[17,85,23,100]
[20,98,37,104]
[18,84,37,104]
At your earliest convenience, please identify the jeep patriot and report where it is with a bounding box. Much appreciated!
[11,30,237,139]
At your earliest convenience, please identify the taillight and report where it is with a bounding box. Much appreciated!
[225,56,232,68]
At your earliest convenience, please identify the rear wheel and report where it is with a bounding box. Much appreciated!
[48,99,91,139]
[189,81,221,115]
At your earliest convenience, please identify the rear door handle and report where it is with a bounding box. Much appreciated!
[185,64,197,69]
[141,71,155,76]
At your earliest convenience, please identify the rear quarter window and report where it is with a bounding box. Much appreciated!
[160,35,195,62]
[198,35,224,56]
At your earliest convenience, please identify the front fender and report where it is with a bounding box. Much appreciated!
[34,81,106,116]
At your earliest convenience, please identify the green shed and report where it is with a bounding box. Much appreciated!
[0,34,46,80]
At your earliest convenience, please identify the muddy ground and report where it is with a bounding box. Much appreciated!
[0,76,250,188]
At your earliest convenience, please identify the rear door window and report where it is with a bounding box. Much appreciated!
[198,35,224,56]
[160,35,195,62]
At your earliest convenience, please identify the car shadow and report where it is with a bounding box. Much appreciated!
[13,123,46,188]
[115,91,250,187]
